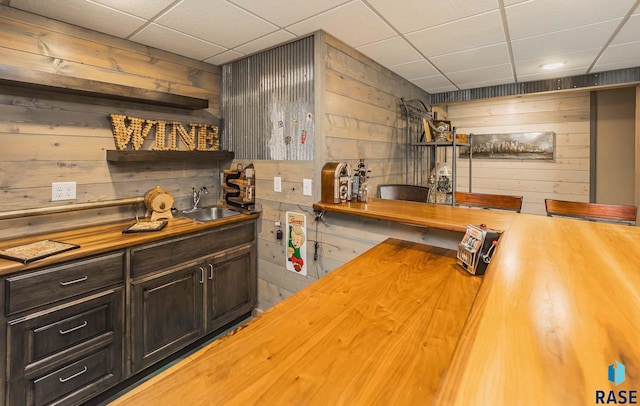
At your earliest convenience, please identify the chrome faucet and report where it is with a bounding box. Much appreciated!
[192,186,208,209]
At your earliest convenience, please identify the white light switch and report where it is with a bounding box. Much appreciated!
[303,179,312,196]
[274,177,282,193]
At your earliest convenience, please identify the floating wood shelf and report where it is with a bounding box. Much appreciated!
[0,65,209,110]
[106,150,234,162]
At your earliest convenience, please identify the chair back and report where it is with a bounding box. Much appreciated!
[455,191,523,213]
[378,184,429,202]
[545,199,637,225]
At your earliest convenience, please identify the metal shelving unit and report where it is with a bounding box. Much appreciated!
[400,97,472,205]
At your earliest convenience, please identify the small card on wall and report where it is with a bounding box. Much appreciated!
[285,211,307,275]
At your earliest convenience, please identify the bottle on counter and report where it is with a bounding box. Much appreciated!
[359,176,371,203]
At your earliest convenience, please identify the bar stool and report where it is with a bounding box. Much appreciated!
[455,191,523,213]
[544,199,637,226]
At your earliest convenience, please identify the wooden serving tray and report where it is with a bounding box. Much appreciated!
[0,240,80,264]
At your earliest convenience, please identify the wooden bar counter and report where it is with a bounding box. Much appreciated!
[111,199,640,405]
[110,238,480,405]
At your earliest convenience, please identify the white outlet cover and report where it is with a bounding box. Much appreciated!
[274,176,282,193]
[303,179,312,196]
[52,181,76,201]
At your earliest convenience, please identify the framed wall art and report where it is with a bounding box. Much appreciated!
[460,131,555,160]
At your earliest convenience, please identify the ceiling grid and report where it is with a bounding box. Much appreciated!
[6,0,640,94]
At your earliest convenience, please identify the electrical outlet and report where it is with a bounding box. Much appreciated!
[52,182,76,201]
[274,177,282,193]
[303,179,312,196]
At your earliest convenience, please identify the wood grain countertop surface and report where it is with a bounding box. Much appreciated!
[317,200,640,404]
[110,238,481,406]
[436,214,640,405]
[0,213,259,277]
[312,198,515,233]
[112,199,640,405]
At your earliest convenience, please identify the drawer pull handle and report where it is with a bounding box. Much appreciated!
[59,366,87,383]
[199,267,205,284]
[208,264,214,280]
[59,276,88,286]
[59,321,88,335]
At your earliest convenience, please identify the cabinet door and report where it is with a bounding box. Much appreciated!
[131,261,204,373]
[206,243,256,332]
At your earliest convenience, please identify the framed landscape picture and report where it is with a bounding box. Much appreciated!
[460,131,555,160]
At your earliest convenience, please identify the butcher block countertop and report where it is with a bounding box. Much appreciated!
[111,199,640,405]
[0,213,259,277]
[110,239,480,405]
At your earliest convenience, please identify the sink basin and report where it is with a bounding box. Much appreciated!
[180,206,241,222]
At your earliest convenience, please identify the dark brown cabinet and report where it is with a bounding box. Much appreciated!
[129,220,257,374]
[206,243,255,333]
[1,218,257,404]
[3,253,125,406]
[130,261,204,373]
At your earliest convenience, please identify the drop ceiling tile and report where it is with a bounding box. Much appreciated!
[430,43,510,74]
[517,66,591,82]
[514,49,600,77]
[156,0,278,49]
[90,0,176,19]
[131,24,226,61]
[365,0,498,34]
[447,64,514,85]
[591,57,640,73]
[511,20,621,61]
[228,0,351,27]
[287,1,396,48]
[612,13,640,45]
[422,83,459,94]
[356,37,422,66]
[457,76,517,90]
[9,0,146,38]
[506,0,636,40]
[594,41,640,68]
[234,30,297,55]
[204,50,245,66]
[411,75,455,92]
[406,10,505,57]
[388,60,440,80]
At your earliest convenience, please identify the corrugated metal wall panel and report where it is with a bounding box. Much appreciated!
[221,36,314,160]
[430,67,640,104]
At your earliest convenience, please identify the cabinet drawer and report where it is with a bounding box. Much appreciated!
[6,251,124,315]
[32,305,108,361]
[32,347,112,406]
[131,221,255,277]
[7,288,124,381]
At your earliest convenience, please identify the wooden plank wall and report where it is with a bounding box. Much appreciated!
[441,91,591,215]
[0,6,223,239]
[322,33,429,188]
[250,32,464,312]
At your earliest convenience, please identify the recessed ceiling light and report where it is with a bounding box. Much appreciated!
[542,62,565,70]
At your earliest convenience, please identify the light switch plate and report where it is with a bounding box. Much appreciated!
[52,181,76,201]
[303,178,312,196]
[274,176,282,193]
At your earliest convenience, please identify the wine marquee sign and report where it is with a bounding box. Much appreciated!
[110,114,220,151]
